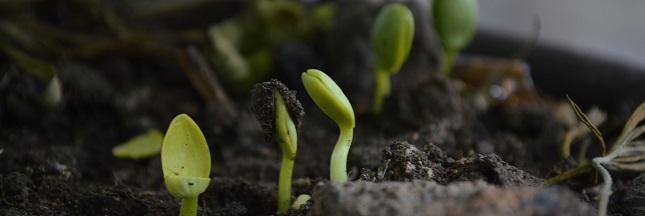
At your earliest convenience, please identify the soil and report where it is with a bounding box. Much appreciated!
[2,0,645,216]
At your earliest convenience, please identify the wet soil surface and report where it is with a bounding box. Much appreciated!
[2,0,645,216]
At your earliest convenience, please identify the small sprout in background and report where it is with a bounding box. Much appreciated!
[112,128,163,159]
[291,194,312,209]
[301,69,355,182]
[433,0,478,77]
[250,79,304,213]
[0,42,62,107]
[161,114,211,216]
[204,0,336,96]
[207,21,269,95]
[370,3,415,114]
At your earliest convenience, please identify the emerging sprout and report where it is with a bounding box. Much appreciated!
[433,0,478,77]
[301,69,355,182]
[370,3,415,114]
[112,128,163,159]
[161,114,211,216]
[250,79,304,212]
[291,194,312,209]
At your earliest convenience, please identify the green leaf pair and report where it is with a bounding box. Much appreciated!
[433,0,478,77]
[302,69,355,182]
[370,3,415,114]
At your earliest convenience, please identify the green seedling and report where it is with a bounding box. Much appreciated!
[250,79,304,212]
[370,3,415,114]
[301,69,355,182]
[433,0,478,77]
[291,194,312,209]
[161,114,211,216]
[112,128,163,159]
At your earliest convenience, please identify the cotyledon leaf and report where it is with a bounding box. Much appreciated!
[112,128,163,159]
[161,114,211,179]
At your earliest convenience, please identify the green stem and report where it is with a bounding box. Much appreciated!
[330,126,354,182]
[371,69,391,114]
[179,197,198,216]
[277,155,294,212]
[438,50,456,78]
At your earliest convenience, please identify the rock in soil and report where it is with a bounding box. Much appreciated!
[314,181,595,216]
[362,141,546,187]
[618,173,645,215]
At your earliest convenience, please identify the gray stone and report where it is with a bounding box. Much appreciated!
[314,181,594,216]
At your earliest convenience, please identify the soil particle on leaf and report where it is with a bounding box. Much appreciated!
[313,180,594,216]
[250,79,304,142]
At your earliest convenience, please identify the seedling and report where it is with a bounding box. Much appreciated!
[433,0,478,77]
[548,97,645,216]
[370,3,414,114]
[112,128,163,159]
[250,79,304,212]
[301,69,355,182]
[291,194,312,209]
[161,114,211,216]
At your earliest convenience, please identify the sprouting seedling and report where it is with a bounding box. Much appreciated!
[291,194,312,209]
[161,114,211,216]
[301,69,355,182]
[250,79,304,212]
[433,0,478,77]
[370,3,415,114]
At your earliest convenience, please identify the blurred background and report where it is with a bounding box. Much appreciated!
[479,0,645,68]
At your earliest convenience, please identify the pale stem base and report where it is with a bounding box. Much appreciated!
[330,127,354,182]
[179,197,198,216]
[438,51,456,78]
[278,155,295,212]
[371,69,391,114]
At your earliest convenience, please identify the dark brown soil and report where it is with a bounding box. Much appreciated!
[2,0,644,216]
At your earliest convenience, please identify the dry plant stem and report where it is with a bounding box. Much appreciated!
[371,69,390,114]
[590,125,645,216]
[546,164,593,184]
[180,197,198,216]
[278,155,295,212]
[18,16,205,58]
[592,158,611,216]
[439,51,456,77]
[330,126,354,182]
[177,46,230,104]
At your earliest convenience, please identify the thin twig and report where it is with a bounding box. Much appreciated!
[176,46,229,105]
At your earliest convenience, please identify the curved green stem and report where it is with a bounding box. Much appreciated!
[179,197,198,216]
[277,155,294,212]
[330,126,354,182]
[371,69,391,114]
[438,50,456,78]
